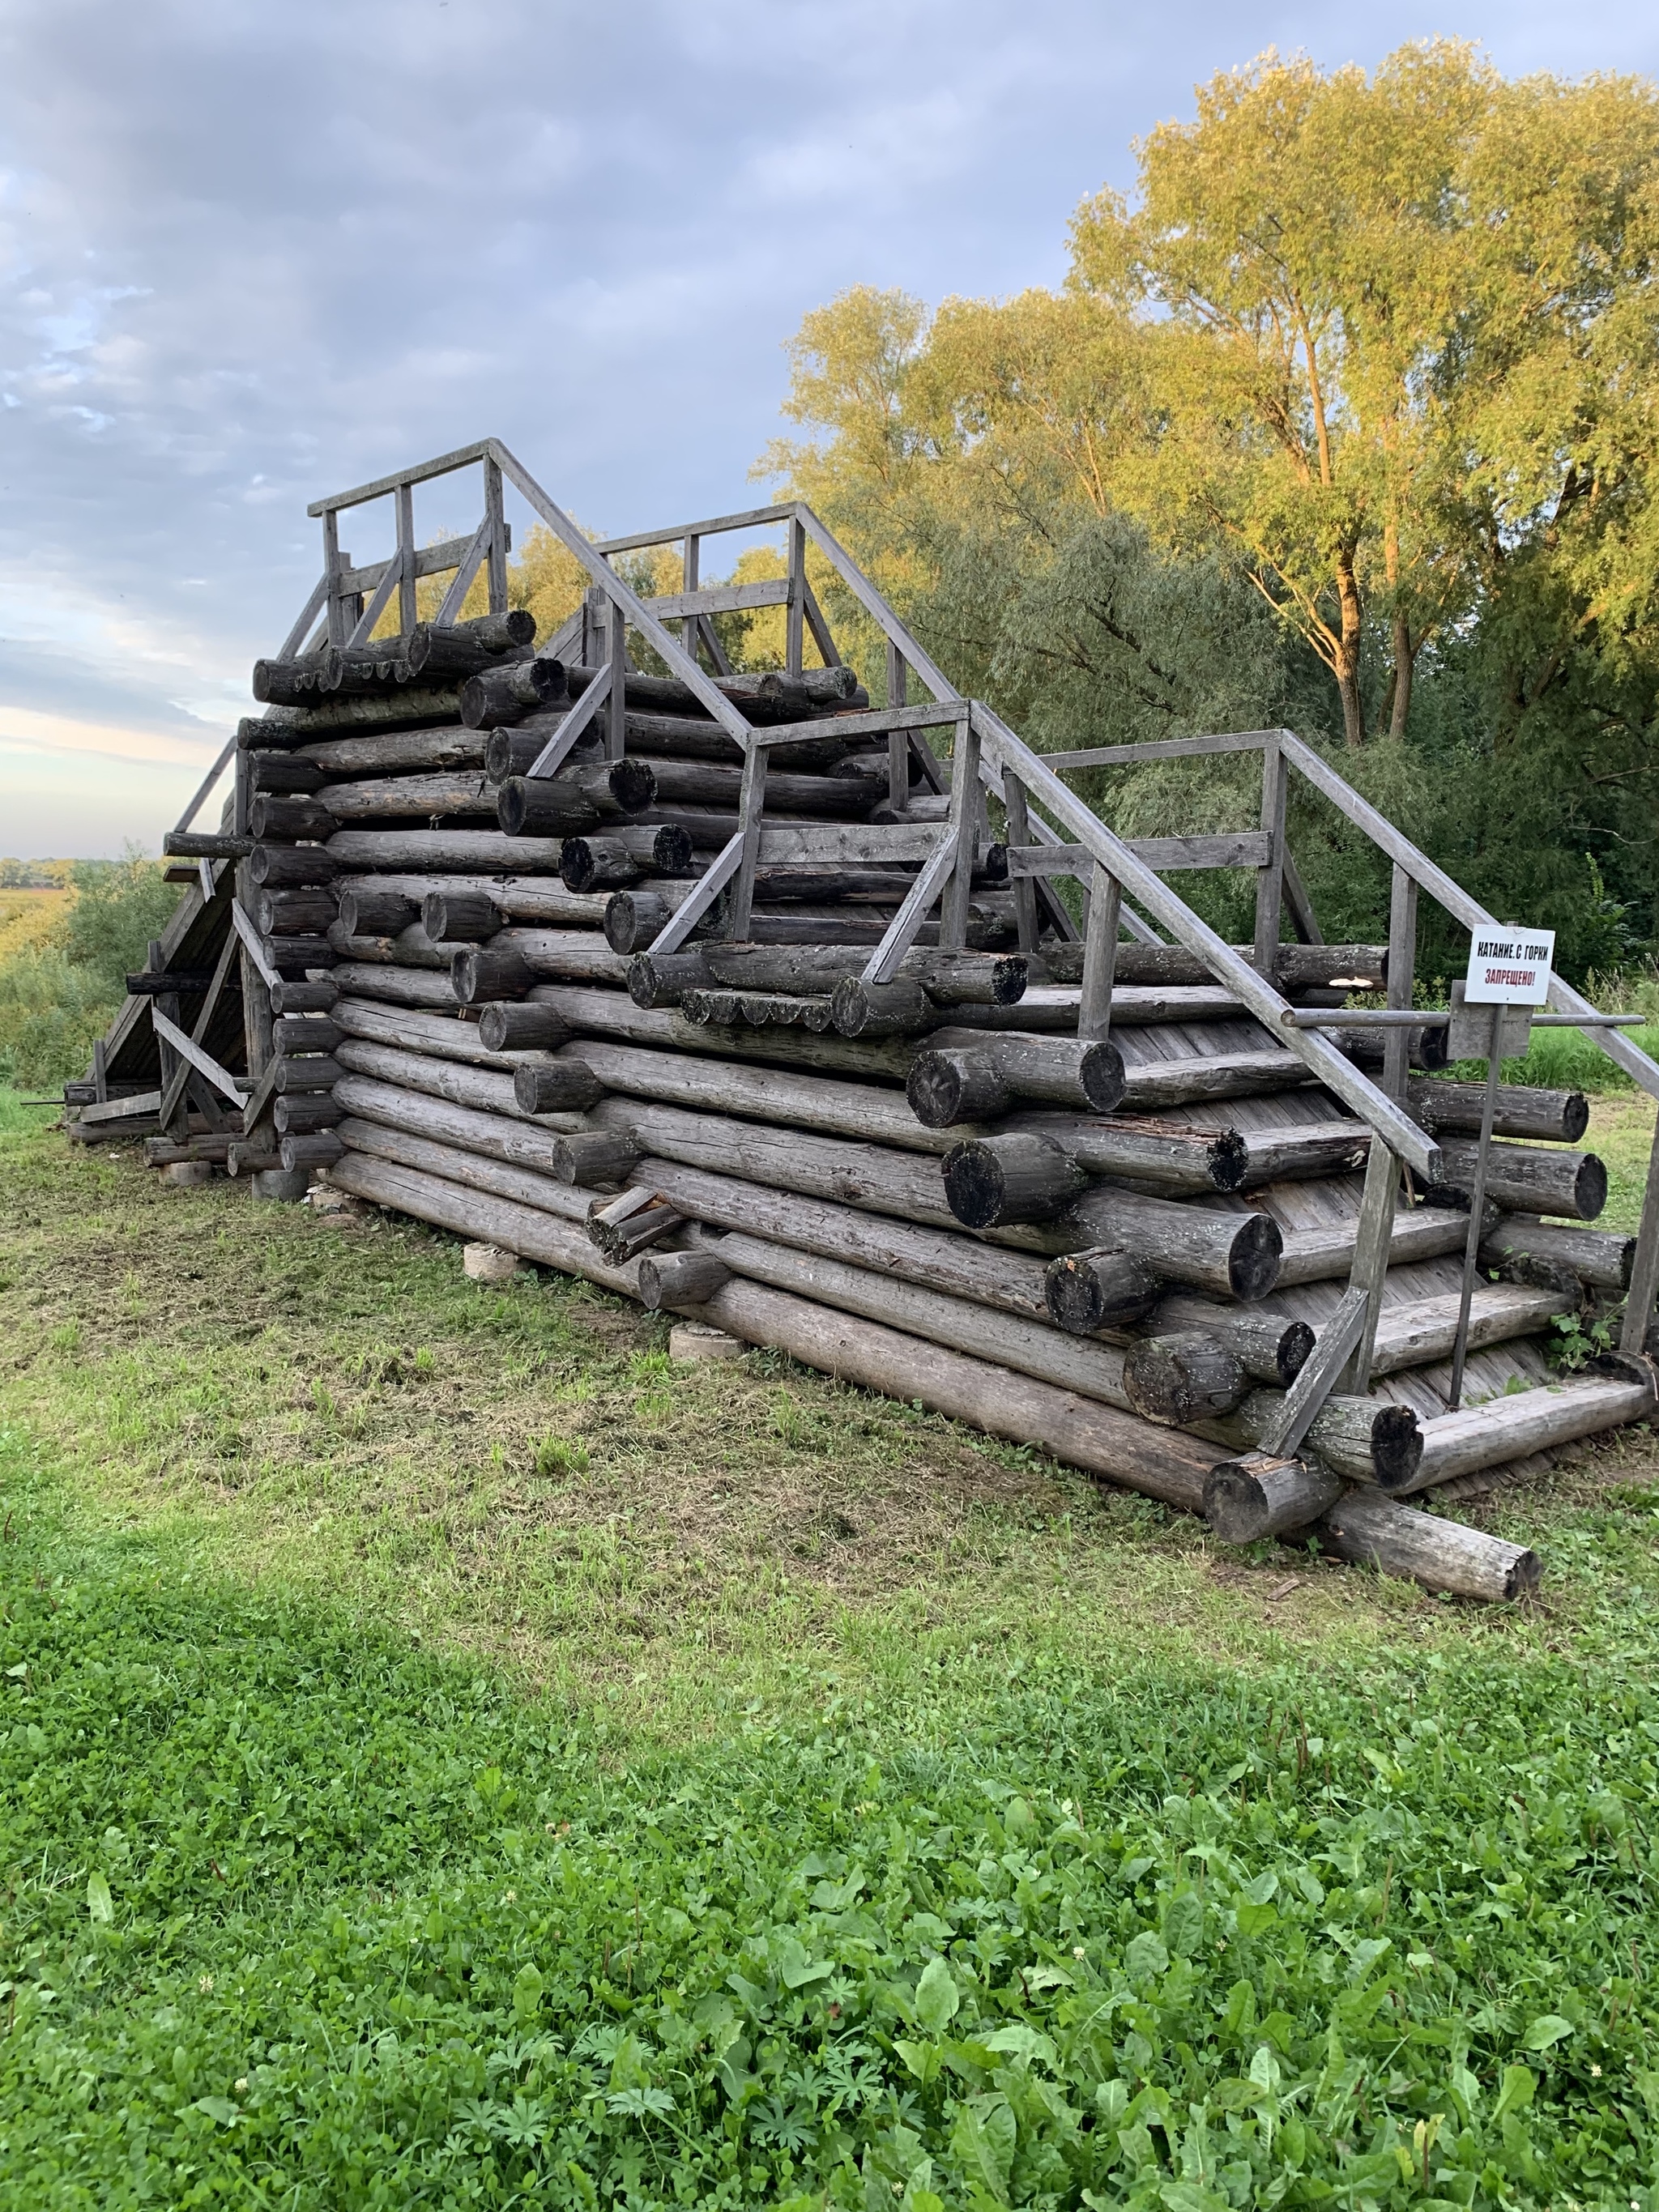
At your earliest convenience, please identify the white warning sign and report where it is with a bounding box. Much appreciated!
[1464,927,1555,1006]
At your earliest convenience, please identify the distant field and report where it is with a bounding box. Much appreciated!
[0,884,70,963]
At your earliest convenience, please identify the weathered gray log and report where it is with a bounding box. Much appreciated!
[160,830,253,860]
[329,961,460,1010]
[603,886,696,955]
[254,887,339,936]
[1311,1488,1539,1600]
[1042,941,1388,993]
[451,945,536,1004]
[629,759,875,820]
[299,727,483,776]
[458,931,629,994]
[1396,1375,1657,1494]
[332,1038,584,1127]
[1231,1121,1371,1185]
[271,1015,342,1056]
[586,1194,683,1263]
[1409,1076,1589,1144]
[1042,1249,1163,1332]
[459,658,567,728]
[326,827,571,875]
[249,752,326,795]
[336,888,420,936]
[422,889,502,944]
[628,951,713,1008]
[1222,1391,1422,1486]
[559,1038,962,1156]
[335,872,608,930]
[271,1055,343,1094]
[260,934,335,978]
[566,660,859,724]
[252,651,335,708]
[1025,1189,1285,1302]
[1423,1140,1607,1223]
[1336,1025,1451,1073]
[333,1077,591,1183]
[553,1130,643,1187]
[1124,1332,1251,1424]
[1121,1051,1316,1109]
[621,712,849,769]
[535,982,917,1080]
[270,978,339,1016]
[637,1249,733,1310]
[1145,1294,1315,1387]
[1479,1214,1635,1292]
[1368,1285,1573,1377]
[512,1062,605,1115]
[335,1114,594,1222]
[483,718,595,782]
[561,827,697,891]
[122,967,217,995]
[249,795,338,843]
[497,761,655,837]
[331,996,522,1071]
[1275,1207,1477,1285]
[272,1094,342,1135]
[406,612,537,679]
[706,945,1027,1007]
[943,1133,1090,1226]
[638,1157,1056,1319]
[279,1132,344,1170]
[224,1140,284,1175]
[831,976,936,1038]
[249,843,339,889]
[680,1224,1136,1410]
[240,688,462,744]
[1002,1114,1250,1193]
[314,771,497,821]
[918,1032,1128,1116]
[478,1002,572,1053]
[1205,1455,1345,1544]
[329,920,466,971]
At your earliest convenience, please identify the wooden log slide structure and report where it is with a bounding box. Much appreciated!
[70,440,1659,1605]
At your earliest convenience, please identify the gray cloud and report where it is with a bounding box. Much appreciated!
[1,0,1654,850]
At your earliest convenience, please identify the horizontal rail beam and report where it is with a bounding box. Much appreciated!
[338,533,481,597]
[594,504,795,556]
[1041,731,1277,769]
[308,441,493,516]
[1007,832,1273,876]
[643,578,789,620]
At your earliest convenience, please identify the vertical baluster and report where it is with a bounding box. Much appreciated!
[1003,773,1038,957]
[1252,734,1286,976]
[728,748,769,941]
[396,481,417,635]
[1078,866,1121,1042]
[785,517,806,676]
[483,457,508,615]
[607,601,627,762]
[939,714,982,952]
[885,641,907,809]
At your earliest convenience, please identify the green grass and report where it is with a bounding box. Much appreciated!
[1443,1023,1659,1097]
[5,1126,1659,2207]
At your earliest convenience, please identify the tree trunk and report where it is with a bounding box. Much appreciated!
[1390,608,1414,738]
[1335,547,1365,748]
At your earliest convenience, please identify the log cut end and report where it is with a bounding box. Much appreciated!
[1226,1211,1285,1302]
[1044,1247,1162,1332]
[942,1132,1090,1229]
[1124,1332,1251,1426]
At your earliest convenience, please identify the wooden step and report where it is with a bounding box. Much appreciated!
[1367,1285,1574,1377]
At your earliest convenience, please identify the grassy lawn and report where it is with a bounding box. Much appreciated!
[2,1114,1659,2207]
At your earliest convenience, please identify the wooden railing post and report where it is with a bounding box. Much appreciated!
[728,748,769,941]
[1002,774,1038,956]
[1621,1123,1659,1354]
[683,534,700,664]
[1252,733,1286,974]
[607,600,628,762]
[1078,866,1121,1044]
[396,481,417,635]
[785,517,806,676]
[939,714,982,952]
[1382,863,1418,1103]
[885,642,908,808]
[322,510,348,649]
[484,456,509,615]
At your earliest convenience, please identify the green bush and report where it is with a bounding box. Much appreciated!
[0,849,178,1089]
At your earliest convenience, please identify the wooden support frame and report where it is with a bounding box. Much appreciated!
[1077,866,1121,1044]
[151,1006,249,1109]
[483,455,509,615]
[607,600,628,762]
[785,516,806,676]
[727,749,769,940]
[527,661,610,778]
[1382,864,1418,1103]
[938,718,983,953]
[1252,735,1286,974]
[1261,1287,1370,1459]
[1002,774,1038,956]
[156,910,242,1131]
[396,481,417,635]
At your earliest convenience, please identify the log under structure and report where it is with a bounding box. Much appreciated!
[73,437,1659,1606]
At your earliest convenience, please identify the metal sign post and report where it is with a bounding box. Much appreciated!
[1448,926,1555,1408]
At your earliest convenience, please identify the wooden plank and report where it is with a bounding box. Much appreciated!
[322,509,348,650]
[348,543,408,646]
[1006,833,1274,875]
[1382,863,1418,1102]
[1040,731,1277,769]
[592,501,794,556]
[337,533,483,596]
[151,1007,249,1106]
[972,701,1438,1174]
[231,899,282,989]
[1260,1286,1368,1459]
[756,821,958,866]
[644,578,791,620]
[1252,735,1286,973]
[940,718,983,951]
[1281,846,1324,944]
[785,517,806,676]
[484,455,509,614]
[885,641,908,808]
[1077,867,1120,1044]
[92,1038,108,1105]
[307,439,494,516]
[727,748,768,939]
[802,578,841,667]
[157,908,244,1128]
[1337,1138,1400,1394]
[172,734,238,837]
[861,833,957,986]
[396,482,417,635]
[76,1088,164,1126]
[434,515,492,627]
[1003,774,1038,955]
[606,600,627,761]
[650,833,744,957]
[1280,729,1659,1100]
[277,572,330,663]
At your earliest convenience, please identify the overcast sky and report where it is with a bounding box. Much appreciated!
[2,0,1656,856]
